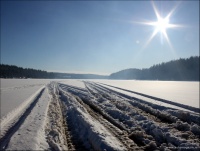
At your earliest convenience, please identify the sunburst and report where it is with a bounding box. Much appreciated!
[140,1,182,49]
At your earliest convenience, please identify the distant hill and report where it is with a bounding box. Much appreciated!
[0,64,108,79]
[110,56,199,81]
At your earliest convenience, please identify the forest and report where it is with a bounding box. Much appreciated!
[0,64,107,79]
[0,64,55,79]
[109,56,199,81]
[1,56,199,81]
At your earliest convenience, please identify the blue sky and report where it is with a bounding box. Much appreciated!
[1,1,199,75]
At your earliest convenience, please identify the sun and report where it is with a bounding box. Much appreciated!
[146,14,173,45]
[147,16,171,40]
[138,1,182,48]
[155,17,170,33]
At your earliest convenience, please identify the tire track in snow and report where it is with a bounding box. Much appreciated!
[45,83,68,150]
[47,82,87,151]
[84,83,158,149]
[59,85,134,150]
[84,82,200,150]
[91,82,200,126]
[98,82,200,113]
[74,96,140,151]
[87,82,175,124]
[0,87,45,150]
[59,83,145,150]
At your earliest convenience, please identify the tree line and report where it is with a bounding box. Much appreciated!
[0,64,108,79]
[109,56,199,81]
[1,56,199,80]
[0,64,55,79]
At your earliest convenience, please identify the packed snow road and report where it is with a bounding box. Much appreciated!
[0,79,199,150]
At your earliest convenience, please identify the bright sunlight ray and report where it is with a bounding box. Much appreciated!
[140,1,183,49]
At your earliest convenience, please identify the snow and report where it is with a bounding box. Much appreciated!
[0,79,50,118]
[1,79,50,88]
[90,80,199,108]
[1,79,199,150]
[59,89,126,151]
[95,83,198,113]
[5,88,50,150]
[45,82,68,150]
[0,86,45,140]
[58,79,86,89]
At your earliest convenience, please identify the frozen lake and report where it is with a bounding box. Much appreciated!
[1,79,199,119]
[0,79,51,118]
[89,80,199,109]
[1,79,200,150]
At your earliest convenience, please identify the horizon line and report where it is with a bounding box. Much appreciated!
[47,70,110,76]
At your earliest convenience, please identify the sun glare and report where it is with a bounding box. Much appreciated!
[155,17,169,33]
[138,1,182,49]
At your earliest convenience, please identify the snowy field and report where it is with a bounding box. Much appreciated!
[89,80,199,109]
[0,79,200,150]
[0,79,51,118]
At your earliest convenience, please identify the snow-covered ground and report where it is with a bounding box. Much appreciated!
[1,79,51,88]
[0,79,51,118]
[59,79,86,88]
[90,80,199,108]
[5,88,49,150]
[0,79,199,150]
